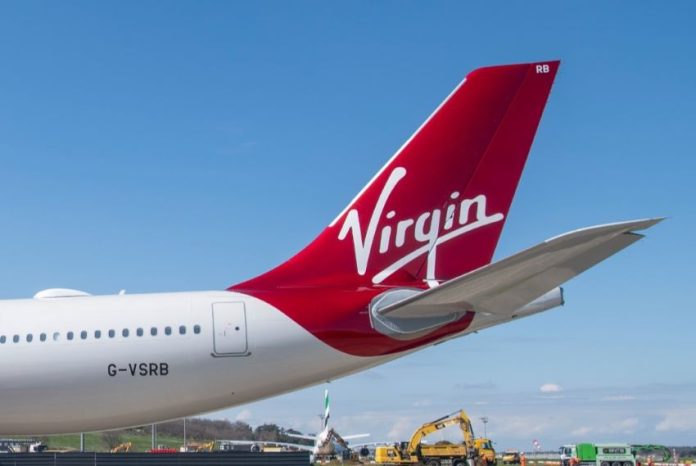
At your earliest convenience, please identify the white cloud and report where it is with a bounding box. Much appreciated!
[572,418,640,436]
[413,399,432,408]
[610,417,640,434]
[656,408,696,432]
[387,417,416,440]
[493,415,554,437]
[540,383,562,393]
[235,409,253,422]
[571,426,592,436]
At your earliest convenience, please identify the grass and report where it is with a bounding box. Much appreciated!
[31,431,212,452]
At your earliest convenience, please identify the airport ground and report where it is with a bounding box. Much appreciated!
[19,431,696,464]
[6,418,695,463]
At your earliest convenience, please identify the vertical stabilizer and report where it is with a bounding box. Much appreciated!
[235,61,559,290]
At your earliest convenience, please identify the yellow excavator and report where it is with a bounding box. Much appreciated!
[475,438,496,466]
[375,410,494,466]
[184,441,216,452]
[110,442,132,453]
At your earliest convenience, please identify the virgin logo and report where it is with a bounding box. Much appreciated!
[338,167,504,285]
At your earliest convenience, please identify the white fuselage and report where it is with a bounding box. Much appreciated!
[0,291,374,435]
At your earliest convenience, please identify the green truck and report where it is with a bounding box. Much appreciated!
[560,443,636,466]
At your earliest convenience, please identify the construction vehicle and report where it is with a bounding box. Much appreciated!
[560,443,636,466]
[502,451,521,464]
[475,439,496,466]
[110,442,132,453]
[182,441,216,452]
[0,439,47,453]
[631,445,672,464]
[375,410,492,466]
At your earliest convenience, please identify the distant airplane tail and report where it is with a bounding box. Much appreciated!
[285,388,368,447]
[323,389,330,431]
[235,61,559,290]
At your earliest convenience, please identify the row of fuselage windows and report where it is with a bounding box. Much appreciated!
[0,325,202,345]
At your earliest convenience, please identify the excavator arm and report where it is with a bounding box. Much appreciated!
[632,445,672,462]
[406,410,477,456]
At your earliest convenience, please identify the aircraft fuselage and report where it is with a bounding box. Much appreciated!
[0,291,374,434]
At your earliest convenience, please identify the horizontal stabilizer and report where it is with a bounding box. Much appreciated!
[371,218,661,338]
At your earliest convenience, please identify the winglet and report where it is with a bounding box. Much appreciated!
[545,217,664,243]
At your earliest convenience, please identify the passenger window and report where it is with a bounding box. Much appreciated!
[0,335,5,344]
[122,329,129,337]
[80,331,88,340]
[95,330,102,339]
[108,329,115,338]
[179,325,186,335]
[26,334,33,343]
[53,332,60,341]
[67,332,74,341]
[40,333,47,342]
[12,335,19,343]
[151,327,157,336]
[193,325,201,334]
[165,326,172,336]
[136,328,144,337]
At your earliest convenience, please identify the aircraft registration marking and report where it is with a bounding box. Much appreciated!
[107,362,169,377]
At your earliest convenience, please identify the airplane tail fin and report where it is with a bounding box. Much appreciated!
[235,61,559,290]
[323,389,330,430]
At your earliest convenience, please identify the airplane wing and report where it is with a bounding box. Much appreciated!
[349,441,391,448]
[218,440,314,452]
[343,433,370,441]
[285,432,317,441]
[371,218,662,338]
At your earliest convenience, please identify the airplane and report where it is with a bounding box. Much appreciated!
[0,60,660,435]
[285,389,369,457]
[221,389,368,457]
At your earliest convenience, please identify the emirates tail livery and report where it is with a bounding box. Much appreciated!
[219,389,368,456]
[0,61,660,435]
[285,390,369,456]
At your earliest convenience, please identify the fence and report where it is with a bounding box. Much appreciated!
[0,452,310,466]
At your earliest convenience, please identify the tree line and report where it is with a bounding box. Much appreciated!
[94,417,314,448]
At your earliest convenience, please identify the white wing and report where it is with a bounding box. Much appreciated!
[218,440,314,452]
[285,432,317,441]
[342,433,370,441]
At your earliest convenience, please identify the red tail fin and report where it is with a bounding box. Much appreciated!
[236,61,559,290]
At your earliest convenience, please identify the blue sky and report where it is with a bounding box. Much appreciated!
[1,1,695,449]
